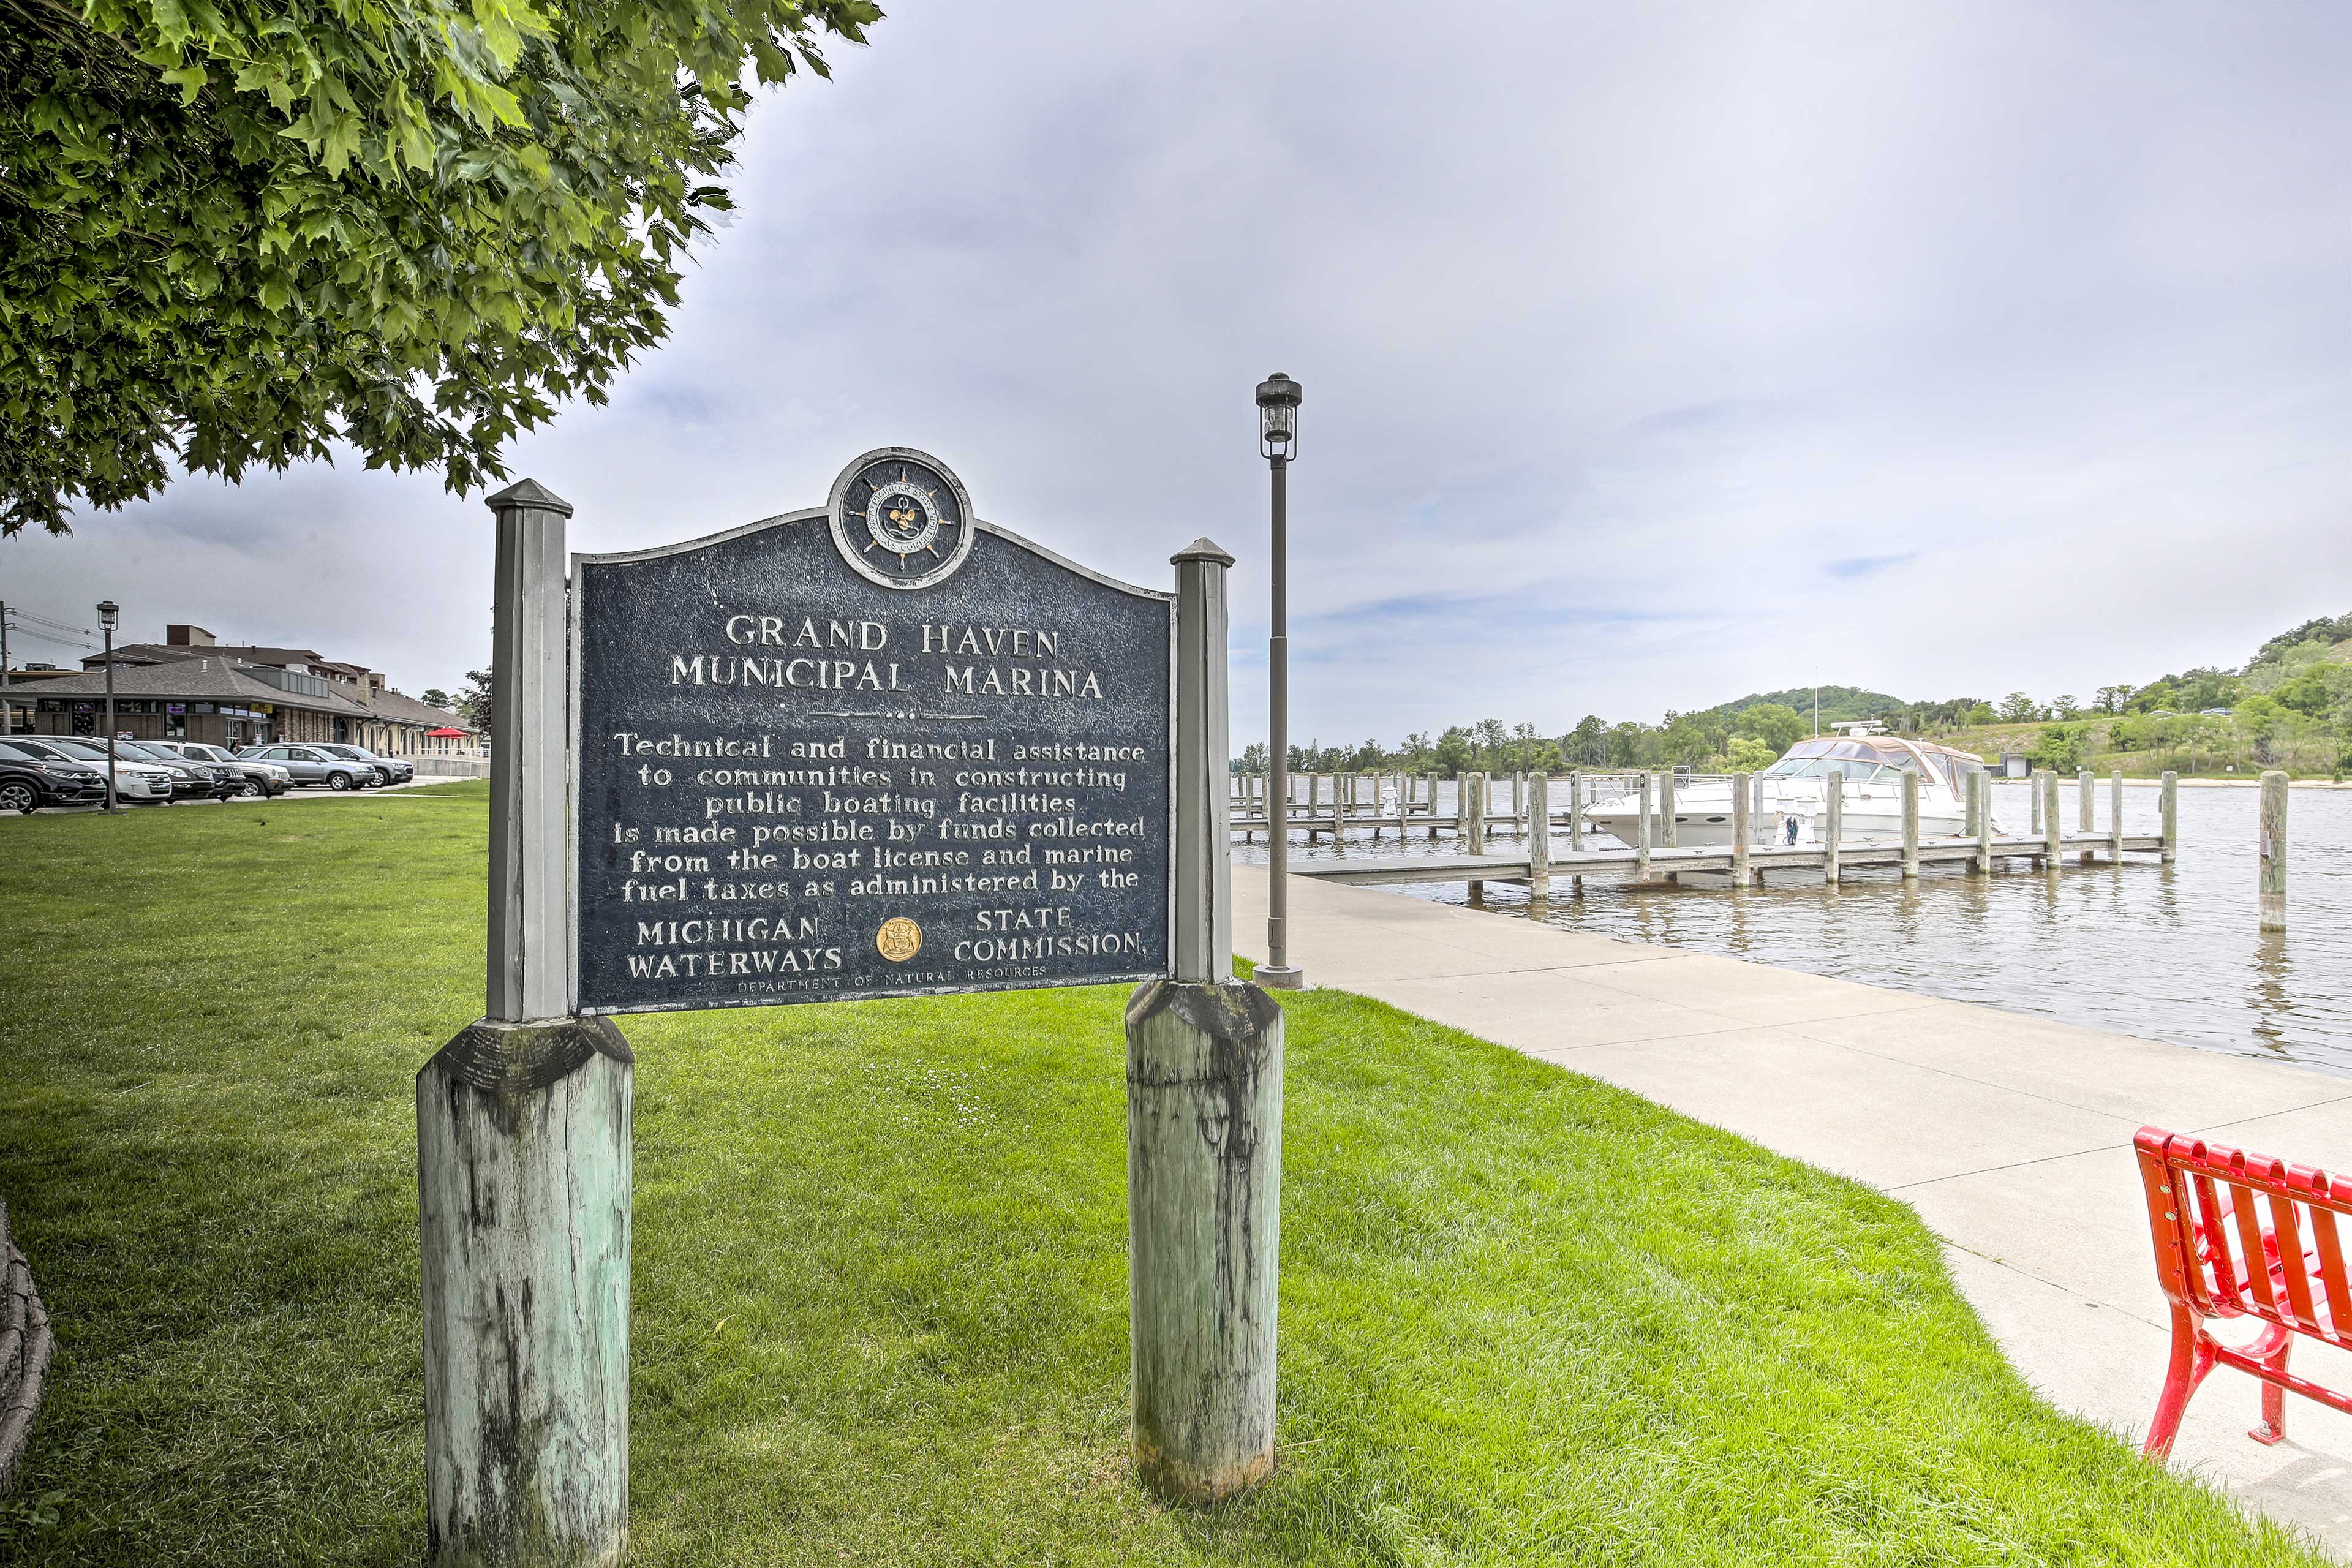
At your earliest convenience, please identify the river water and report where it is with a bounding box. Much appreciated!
[1232,780,2352,1077]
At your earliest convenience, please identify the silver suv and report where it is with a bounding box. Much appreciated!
[314,743,412,785]
[156,741,291,797]
[238,744,380,791]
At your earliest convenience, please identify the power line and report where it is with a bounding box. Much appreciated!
[4,624,99,652]
[6,609,98,637]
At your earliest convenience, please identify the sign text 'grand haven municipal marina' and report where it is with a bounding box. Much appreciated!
[571,447,1175,1013]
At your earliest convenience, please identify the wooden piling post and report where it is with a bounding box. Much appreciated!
[1963,767,1980,838]
[1635,772,1653,882]
[1527,772,1550,893]
[2030,773,2043,839]
[420,480,631,1568]
[1657,771,1678,883]
[2160,771,2178,862]
[2040,769,2061,865]
[2078,768,2095,864]
[1975,771,1994,874]
[1464,772,1487,856]
[1901,770,1920,878]
[2109,769,2124,862]
[1730,772,1749,884]
[2260,770,2288,932]
[1131,539,1283,1506]
[1822,782,1841,884]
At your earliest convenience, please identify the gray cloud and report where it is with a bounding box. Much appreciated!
[13,0,2350,737]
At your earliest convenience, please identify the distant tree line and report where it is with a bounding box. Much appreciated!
[1230,610,2352,780]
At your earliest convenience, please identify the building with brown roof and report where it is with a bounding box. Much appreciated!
[7,620,479,755]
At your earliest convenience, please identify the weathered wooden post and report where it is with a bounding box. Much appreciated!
[1658,771,1678,882]
[1975,771,1994,874]
[1464,771,1487,855]
[2040,769,2062,865]
[1901,770,1920,880]
[1749,772,1768,884]
[1635,772,1653,883]
[2260,769,2288,933]
[2078,768,2095,864]
[419,480,632,1568]
[1427,772,1441,839]
[2160,770,2179,862]
[1962,767,1980,838]
[1730,771,1749,885]
[2109,769,2124,862]
[1566,771,1584,893]
[1526,771,1551,894]
[1130,539,1284,1505]
[2030,771,2044,840]
[1825,783,1842,885]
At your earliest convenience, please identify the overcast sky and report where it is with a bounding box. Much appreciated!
[9,1,2349,744]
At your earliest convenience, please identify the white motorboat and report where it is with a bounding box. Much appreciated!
[1584,736,1998,849]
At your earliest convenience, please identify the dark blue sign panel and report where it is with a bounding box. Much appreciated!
[571,449,1174,1014]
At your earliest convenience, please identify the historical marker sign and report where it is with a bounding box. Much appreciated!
[571,448,1174,1014]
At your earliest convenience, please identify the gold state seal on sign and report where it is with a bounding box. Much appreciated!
[876,917,923,963]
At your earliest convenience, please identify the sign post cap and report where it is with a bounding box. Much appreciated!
[1170,538,1234,567]
[484,477,575,518]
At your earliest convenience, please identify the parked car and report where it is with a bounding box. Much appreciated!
[112,741,239,801]
[2,736,175,802]
[236,743,379,791]
[314,743,412,785]
[154,741,290,797]
[0,739,111,812]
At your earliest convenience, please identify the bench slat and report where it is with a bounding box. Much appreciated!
[2306,1189,2352,1348]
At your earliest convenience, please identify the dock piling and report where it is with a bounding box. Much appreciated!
[2040,769,2061,865]
[1825,785,1842,884]
[1659,771,1679,883]
[1975,772,1993,873]
[1730,772,1750,885]
[1902,771,1920,879]
[2160,771,2177,862]
[2078,769,2095,865]
[2109,769,2124,862]
[1527,772,1551,893]
[2261,770,2288,932]
[1464,772,1487,856]
[1635,773,1653,883]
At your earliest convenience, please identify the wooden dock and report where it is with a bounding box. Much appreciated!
[1283,832,2164,887]
[1232,766,2180,889]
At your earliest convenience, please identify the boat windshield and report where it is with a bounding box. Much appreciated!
[1763,735,1979,791]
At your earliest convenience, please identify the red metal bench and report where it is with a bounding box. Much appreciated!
[2134,1126,2352,1457]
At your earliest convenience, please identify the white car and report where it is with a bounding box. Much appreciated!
[2,736,176,801]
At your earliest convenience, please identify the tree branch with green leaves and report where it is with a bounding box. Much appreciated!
[0,0,880,534]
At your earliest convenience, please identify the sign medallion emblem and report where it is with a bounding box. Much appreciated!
[875,916,924,963]
[827,447,976,590]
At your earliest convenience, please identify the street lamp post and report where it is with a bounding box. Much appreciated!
[97,599,119,812]
[1255,372,1303,990]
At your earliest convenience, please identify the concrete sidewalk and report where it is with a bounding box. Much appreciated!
[1235,864,2352,1553]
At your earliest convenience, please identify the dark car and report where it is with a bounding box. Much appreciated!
[315,743,412,785]
[0,739,110,812]
[114,741,239,800]
[4,736,176,802]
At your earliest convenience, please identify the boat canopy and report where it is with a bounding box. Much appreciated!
[1760,736,1986,792]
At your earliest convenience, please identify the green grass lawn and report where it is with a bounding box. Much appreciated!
[0,790,2322,1564]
